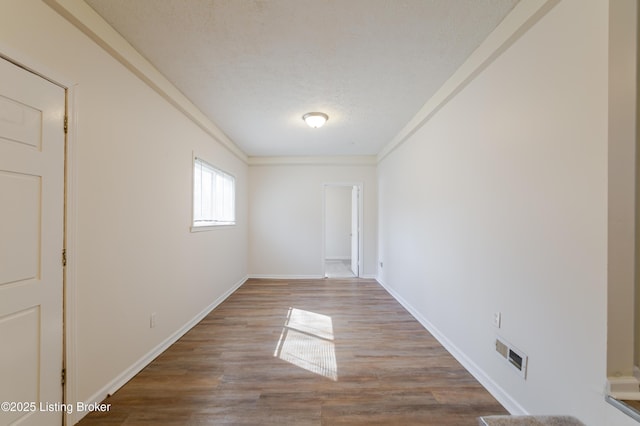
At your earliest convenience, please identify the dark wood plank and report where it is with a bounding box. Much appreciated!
[77,278,507,425]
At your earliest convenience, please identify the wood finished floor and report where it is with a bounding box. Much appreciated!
[621,399,640,413]
[77,278,507,425]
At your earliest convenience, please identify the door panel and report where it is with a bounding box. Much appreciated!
[0,171,40,286]
[350,186,359,277]
[0,94,42,150]
[0,307,40,425]
[0,57,65,426]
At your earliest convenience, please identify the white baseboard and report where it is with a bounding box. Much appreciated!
[76,275,248,423]
[360,274,377,279]
[607,376,640,400]
[376,278,527,416]
[248,274,376,280]
[248,274,324,280]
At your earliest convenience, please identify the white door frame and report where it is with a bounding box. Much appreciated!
[63,83,79,426]
[322,182,364,278]
[0,49,79,426]
[349,186,359,277]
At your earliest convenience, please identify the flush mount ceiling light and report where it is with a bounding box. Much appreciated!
[302,112,329,129]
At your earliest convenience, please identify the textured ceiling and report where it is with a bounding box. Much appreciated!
[85,0,519,157]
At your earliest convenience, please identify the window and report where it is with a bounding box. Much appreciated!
[192,157,235,228]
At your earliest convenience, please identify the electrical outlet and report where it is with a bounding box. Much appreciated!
[493,312,501,328]
[150,312,157,328]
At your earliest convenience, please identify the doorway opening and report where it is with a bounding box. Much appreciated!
[323,184,361,278]
[0,55,67,425]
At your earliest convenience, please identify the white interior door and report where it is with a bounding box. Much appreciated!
[350,186,359,277]
[0,58,65,425]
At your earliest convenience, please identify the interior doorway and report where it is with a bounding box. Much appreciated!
[323,184,361,278]
[0,56,66,425]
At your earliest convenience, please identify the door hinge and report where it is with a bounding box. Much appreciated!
[61,368,66,386]
[62,249,67,267]
[63,115,68,134]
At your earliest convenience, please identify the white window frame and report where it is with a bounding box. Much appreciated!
[192,156,236,231]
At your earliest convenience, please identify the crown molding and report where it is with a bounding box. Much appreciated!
[248,156,377,166]
[43,0,249,163]
[377,0,560,162]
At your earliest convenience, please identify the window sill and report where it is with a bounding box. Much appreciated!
[190,224,236,232]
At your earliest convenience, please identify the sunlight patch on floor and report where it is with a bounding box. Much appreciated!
[274,308,337,380]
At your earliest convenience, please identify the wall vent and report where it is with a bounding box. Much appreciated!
[495,338,508,358]
[495,336,528,379]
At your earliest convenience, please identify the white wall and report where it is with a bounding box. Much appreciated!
[325,186,352,260]
[249,163,376,278]
[607,0,638,380]
[5,1,636,425]
[0,0,248,420]
[378,0,635,424]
